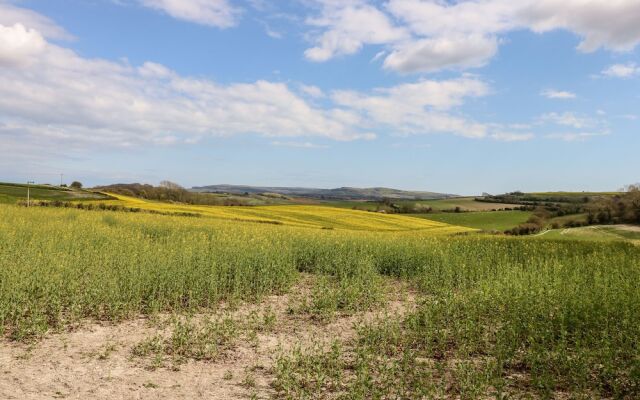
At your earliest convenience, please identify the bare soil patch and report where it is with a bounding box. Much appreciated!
[0,276,416,400]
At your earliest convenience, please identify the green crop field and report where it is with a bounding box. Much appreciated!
[0,182,107,204]
[412,210,533,231]
[410,197,523,211]
[1,203,639,398]
[537,225,640,243]
[325,197,522,212]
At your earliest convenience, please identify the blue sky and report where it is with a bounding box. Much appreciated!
[0,0,638,194]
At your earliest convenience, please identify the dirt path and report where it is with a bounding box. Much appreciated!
[0,278,416,400]
[615,224,640,233]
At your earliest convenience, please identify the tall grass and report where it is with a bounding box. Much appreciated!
[1,204,639,397]
[275,238,640,398]
[0,206,298,339]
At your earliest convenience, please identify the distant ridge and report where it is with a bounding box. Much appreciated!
[191,184,454,201]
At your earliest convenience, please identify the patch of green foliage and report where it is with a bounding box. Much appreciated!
[274,239,640,399]
[132,315,238,368]
[292,260,386,322]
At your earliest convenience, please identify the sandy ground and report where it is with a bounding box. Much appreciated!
[0,278,415,400]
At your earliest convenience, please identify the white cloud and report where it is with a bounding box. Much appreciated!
[541,89,576,99]
[332,77,491,138]
[602,63,640,78]
[137,61,174,78]
[0,23,46,66]
[0,5,530,159]
[385,0,516,38]
[490,132,535,142]
[508,123,533,130]
[0,1,72,40]
[371,50,386,62]
[539,111,610,140]
[391,0,640,52]
[520,1,640,52]
[545,131,610,142]
[391,142,431,148]
[541,112,594,129]
[304,0,408,61]
[0,22,376,152]
[383,35,497,73]
[304,0,640,73]
[333,77,490,111]
[300,84,324,98]
[264,25,283,39]
[139,0,241,28]
[270,141,329,149]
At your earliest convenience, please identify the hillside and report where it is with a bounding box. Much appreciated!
[191,184,453,200]
[0,182,109,204]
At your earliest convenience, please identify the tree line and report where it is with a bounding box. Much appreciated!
[506,185,640,235]
[93,181,250,206]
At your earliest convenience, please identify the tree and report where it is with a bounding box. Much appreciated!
[70,181,83,189]
[159,180,184,190]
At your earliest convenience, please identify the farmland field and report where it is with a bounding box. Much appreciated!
[0,182,108,204]
[409,197,523,211]
[80,193,472,232]
[1,203,639,399]
[325,197,522,212]
[3,2,639,399]
[413,210,533,231]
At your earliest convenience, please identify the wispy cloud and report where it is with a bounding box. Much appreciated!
[490,132,534,142]
[137,0,242,28]
[545,131,610,142]
[332,77,491,139]
[271,141,328,149]
[602,63,640,78]
[300,84,324,98]
[541,89,576,99]
[540,112,594,129]
[391,142,431,149]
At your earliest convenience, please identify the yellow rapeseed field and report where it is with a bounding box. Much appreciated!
[85,193,475,232]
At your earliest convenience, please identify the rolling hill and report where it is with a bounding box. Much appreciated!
[191,184,453,200]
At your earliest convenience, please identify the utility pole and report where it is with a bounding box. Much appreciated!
[27,181,34,207]
[60,173,64,187]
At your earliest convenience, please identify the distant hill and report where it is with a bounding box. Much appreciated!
[191,184,454,201]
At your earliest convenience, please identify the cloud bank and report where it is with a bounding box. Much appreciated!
[305,0,640,73]
[0,8,524,157]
